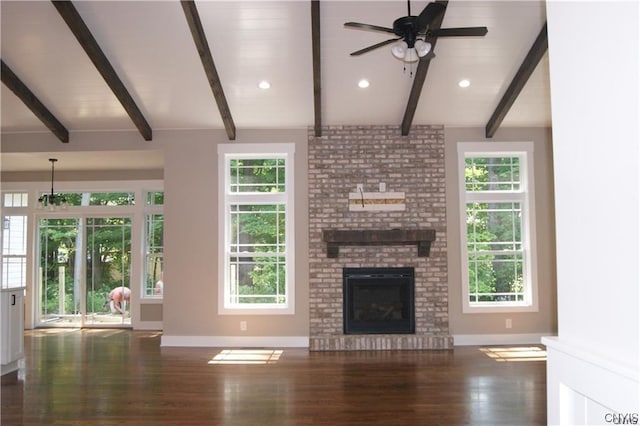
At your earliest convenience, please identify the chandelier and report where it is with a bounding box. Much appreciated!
[37,158,68,210]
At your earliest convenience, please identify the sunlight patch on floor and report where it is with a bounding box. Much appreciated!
[208,349,283,365]
[84,329,129,337]
[480,346,547,362]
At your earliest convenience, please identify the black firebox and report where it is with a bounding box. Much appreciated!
[343,267,415,334]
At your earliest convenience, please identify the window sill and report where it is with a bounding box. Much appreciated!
[219,305,295,315]
[463,303,539,314]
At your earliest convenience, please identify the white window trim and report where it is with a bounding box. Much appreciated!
[218,143,295,315]
[457,142,539,313]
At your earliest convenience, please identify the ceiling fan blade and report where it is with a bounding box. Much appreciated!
[350,38,400,56]
[429,27,488,37]
[344,22,395,34]
[416,2,446,32]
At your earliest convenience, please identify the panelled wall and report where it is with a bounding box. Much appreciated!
[308,125,452,350]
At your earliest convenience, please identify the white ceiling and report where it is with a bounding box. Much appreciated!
[0,0,550,172]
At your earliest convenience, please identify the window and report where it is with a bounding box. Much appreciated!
[39,192,135,207]
[458,142,538,313]
[2,216,28,289]
[143,192,164,298]
[1,193,28,289]
[4,192,28,208]
[218,144,295,314]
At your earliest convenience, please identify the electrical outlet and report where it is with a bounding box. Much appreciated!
[356,184,364,192]
[505,318,512,329]
[379,182,386,192]
[240,321,247,331]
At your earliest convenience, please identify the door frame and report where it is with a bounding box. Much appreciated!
[35,213,135,328]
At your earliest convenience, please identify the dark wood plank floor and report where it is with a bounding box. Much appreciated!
[1,330,546,425]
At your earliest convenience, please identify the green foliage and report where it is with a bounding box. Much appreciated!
[39,198,132,315]
[145,214,164,296]
[230,159,285,193]
[62,192,135,207]
[147,191,164,205]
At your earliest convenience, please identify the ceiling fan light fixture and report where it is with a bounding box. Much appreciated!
[414,40,432,57]
[391,41,408,59]
[404,47,419,63]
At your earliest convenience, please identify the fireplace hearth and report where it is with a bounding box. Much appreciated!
[343,267,415,334]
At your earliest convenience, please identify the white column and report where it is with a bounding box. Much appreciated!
[544,0,640,423]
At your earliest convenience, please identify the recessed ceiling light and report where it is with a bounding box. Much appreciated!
[458,79,471,88]
[258,81,271,90]
[358,79,370,89]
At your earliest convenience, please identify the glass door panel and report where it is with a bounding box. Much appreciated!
[38,218,82,326]
[84,217,132,326]
[37,216,132,327]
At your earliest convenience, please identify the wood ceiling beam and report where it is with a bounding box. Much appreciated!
[311,0,322,137]
[181,0,236,140]
[401,1,448,136]
[485,22,548,138]
[52,1,152,141]
[1,60,69,143]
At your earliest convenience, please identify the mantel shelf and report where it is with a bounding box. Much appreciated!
[322,229,436,258]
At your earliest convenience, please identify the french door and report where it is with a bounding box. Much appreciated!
[37,216,132,327]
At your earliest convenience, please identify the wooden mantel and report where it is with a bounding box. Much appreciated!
[322,229,436,258]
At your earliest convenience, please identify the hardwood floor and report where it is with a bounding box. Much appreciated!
[1,330,546,425]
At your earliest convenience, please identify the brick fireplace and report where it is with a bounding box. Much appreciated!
[308,125,453,351]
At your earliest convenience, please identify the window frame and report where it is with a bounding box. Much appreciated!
[218,143,296,315]
[458,142,539,313]
[1,192,29,290]
[142,191,164,299]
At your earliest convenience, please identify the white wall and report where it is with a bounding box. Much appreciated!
[544,0,640,422]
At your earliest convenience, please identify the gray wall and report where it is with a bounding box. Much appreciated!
[162,129,309,339]
[1,125,556,343]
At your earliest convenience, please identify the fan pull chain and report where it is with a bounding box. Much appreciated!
[402,63,415,78]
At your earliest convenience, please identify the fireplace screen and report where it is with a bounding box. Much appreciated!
[343,267,415,334]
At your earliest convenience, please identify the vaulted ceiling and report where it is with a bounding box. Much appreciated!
[1,0,550,171]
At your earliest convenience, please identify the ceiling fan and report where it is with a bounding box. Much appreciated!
[344,1,488,63]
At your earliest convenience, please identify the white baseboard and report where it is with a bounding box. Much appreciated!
[161,335,309,348]
[453,333,554,346]
[161,334,552,348]
[1,359,20,376]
